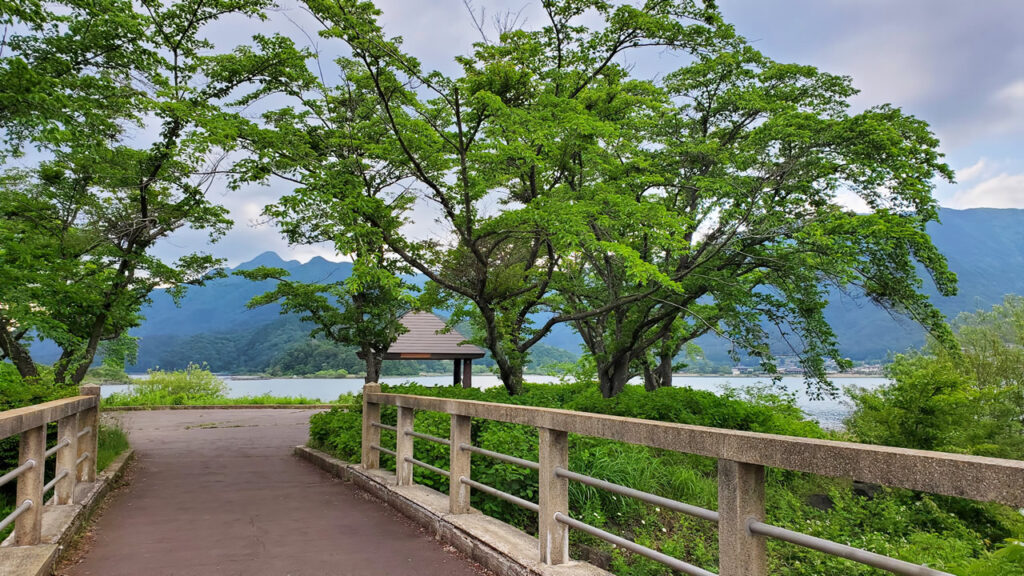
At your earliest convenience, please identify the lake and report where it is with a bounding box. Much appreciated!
[106,374,886,429]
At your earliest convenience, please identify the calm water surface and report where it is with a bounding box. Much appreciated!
[105,374,886,429]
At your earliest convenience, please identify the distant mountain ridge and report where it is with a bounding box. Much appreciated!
[34,207,1022,371]
[133,251,355,338]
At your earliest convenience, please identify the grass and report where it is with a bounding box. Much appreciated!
[96,424,131,472]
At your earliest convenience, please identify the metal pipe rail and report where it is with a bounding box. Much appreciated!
[45,438,72,458]
[554,512,715,576]
[403,456,450,478]
[361,385,1024,576]
[554,467,719,523]
[459,477,539,513]
[370,444,396,457]
[0,387,100,546]
[748,521,952,576]
[42,469,70,495]
[370,422,397,432]
[405,430,450,445]
[459,443,539,470]
[0,500,33,534]
[0,460,35,490]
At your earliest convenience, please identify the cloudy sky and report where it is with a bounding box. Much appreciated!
[161,0,1024,266]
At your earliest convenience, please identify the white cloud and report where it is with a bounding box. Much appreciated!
[987,79,1024,136]
[957,158,989,183]
[834,190,871,214]
[948,172,1024,209]
[995,79,1024,104]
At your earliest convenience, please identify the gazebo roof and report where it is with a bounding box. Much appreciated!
[379,311,485,360]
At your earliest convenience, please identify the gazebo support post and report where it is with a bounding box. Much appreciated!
[462,359,473,389]
[453,359,462,386]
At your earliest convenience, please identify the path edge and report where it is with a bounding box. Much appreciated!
[294,445,611,576]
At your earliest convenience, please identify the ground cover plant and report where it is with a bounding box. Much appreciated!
[309,382,1024,575]
[101,365,336,407]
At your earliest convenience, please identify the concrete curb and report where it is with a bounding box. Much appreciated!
[104,404,343,411]
[294,445,612,576]
[0,448,135,576]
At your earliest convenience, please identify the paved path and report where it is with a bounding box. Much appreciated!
[65,409,485,576]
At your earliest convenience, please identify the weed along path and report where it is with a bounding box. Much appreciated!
[64,409,487,576]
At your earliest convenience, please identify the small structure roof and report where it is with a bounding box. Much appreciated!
[379,311,485,360]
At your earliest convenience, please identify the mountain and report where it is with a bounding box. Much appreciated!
[133,251,354,339]
[125,252,578,373]
[698,207,1024,364]
[30,208,1024,372]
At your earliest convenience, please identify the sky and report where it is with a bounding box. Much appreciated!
[157,0,1024,266]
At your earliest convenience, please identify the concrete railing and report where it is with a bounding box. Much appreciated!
[361,383,1024,576]
[0,385,100,546]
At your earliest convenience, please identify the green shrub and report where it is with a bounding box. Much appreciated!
[307,381,1024,575]
[104,364,227,406]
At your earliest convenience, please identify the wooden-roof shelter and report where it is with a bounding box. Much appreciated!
[369,311,485,387]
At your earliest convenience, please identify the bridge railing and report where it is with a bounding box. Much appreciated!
[360,383,1024,576]
[0,385,100,546]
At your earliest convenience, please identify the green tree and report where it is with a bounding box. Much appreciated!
[264,0,730,395]
[229,62,418,384]
[847,296,1024,459]
[236,263,414,383]
[552,40,958,397]
[0,0,306,385]
[250,0,955,397]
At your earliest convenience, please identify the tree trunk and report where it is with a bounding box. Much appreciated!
[364,346,383,384]
[643,352,674,391]
[597,354,633,398]
[493,350,524,395]
[479,305,524,395]
[0,322,40,381]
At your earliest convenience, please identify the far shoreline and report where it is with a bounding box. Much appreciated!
[121,371,885,382]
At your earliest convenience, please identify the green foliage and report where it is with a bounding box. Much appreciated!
[0,363,77,411]
[0,369,129,540]
[84,363,132,384]
[0,0,307,385]
[235,263,416,383]
[243,0,956,399]
[847,296,1024,459]
[96,424,131,472]
[309,381,1022,574]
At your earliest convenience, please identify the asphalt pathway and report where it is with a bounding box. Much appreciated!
[65,409,485,576]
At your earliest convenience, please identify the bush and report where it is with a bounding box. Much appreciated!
[309,381,1024,575]
[847,298,1024,460]
[104,364,227,405]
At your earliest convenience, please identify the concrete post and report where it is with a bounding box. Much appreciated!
[453,360,462,386]
[396,406,415,485]
[55,413,79,505]
[449,414,472,514]
[15,424,46,546]
[361,383,381,469]
[77,385,100,483]
[718,460,767,576]
[538,427,569,565]
[462,359,472,389]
